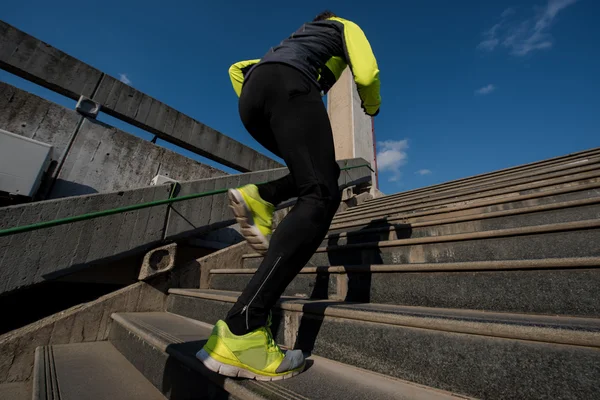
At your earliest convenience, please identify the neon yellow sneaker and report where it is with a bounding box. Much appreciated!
[228,184,274,254]
[196,319,306,381]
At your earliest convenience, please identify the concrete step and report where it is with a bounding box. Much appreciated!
[109,311,468,400]
[325,197,600,247]
[0,382,31,400]
[330,182,600,233]
[363,148,600,205]
[244,219,600,269]
[361,148,600,207]
[346,158,600,212]
[333,169,600,224]
[32,342,166,400]
[208,257,600,317]
[168,289,600,400]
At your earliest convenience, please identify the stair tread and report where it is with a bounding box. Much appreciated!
[329,196,600,236]
[169,289,600,347]
[330,182,600,230]
[112,311,468,400]
[0,382,31,400]
[340,158,600,214]
[243,219,600,259]
[335,167,600,219]
[209,257,600,275]
[361,149,600,203]
[33,342,166,400]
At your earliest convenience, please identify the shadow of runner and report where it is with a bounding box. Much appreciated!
[164,340,231,399]
[293,218,413,354]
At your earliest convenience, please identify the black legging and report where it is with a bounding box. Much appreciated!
[225,63,341,335]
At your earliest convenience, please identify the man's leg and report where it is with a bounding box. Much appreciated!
[225,65,341,335]
[256,174,296,206]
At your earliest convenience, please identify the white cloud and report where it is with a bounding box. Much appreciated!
[501,8,516,18]
[119,73,132,85]
[377,139,408,182]
[416,169,432,176]
[477,0,578,56]
[475,84,496,95]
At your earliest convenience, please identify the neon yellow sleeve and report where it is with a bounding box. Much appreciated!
[229,59,260,97]
[332,18,381,116]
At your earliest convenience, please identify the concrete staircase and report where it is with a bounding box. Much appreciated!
[30,148,600,399]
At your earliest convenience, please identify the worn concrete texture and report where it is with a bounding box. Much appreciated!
[328,68,377,190]
[139,243,177,281]
[0,281,166,384]
[165,160,371,240]
[360,268,600,316]
[108,322,225,399]
[167,293,600,400]
[0,382,30,400]
[326,201,600,247]
[0,81,227,198]
[35,342,166,400]
[0,159,370,297]
[209,272,337,299]
[337,163,600,222]
[0,20,280,173]
[51,117,226,198]
[333,172,600,226]
[244,226,600,269]
[330,184,600,232]
[0,185,171,295]
[0,81,81,175]
[308,315,600,400]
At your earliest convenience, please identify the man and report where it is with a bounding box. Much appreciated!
[197,10,381,381]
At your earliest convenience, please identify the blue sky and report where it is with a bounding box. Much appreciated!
[1,0,598,194]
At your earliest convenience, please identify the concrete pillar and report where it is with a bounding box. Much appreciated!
[327,68,378,191]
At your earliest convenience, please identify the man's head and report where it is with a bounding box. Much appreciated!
[313,10,337,22]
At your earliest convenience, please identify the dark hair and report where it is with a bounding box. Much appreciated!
[313,10,337,22]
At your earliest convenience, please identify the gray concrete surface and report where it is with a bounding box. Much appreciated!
[139,243,177,281]
[0,82,227,199]
[326,199,600,246]
[51,117,226,198]
[0,20,280,172]
[328,68,377,191]
[0,382,31,400]
[111,311,468,400]
[361,268,600,316]
[209,272,337,300]
[0,81,81,185]
[0,281,166,384]
[363,147,600,204]
[0,158,371,294]
[167,291,600,400]
[333,166,600,223]
[33,342,166,400]
[0,185,171,295]
[243,222,600,269]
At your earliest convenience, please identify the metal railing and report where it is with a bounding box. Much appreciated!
[0,164,372,237]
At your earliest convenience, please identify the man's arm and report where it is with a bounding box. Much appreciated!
[229,59,261,97]
[331,17,381,116]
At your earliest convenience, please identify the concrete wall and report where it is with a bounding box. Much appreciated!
[0,159,371,297]
[0,184,172,296]
[0,81,226,198]
[0,20,281,173]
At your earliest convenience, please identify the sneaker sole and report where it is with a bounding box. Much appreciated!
[228,189,269,254]
[196,349,304,381]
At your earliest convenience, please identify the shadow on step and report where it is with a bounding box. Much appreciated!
[163,340,232,399]
[327,218,413,246]
[294,221,403,354]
